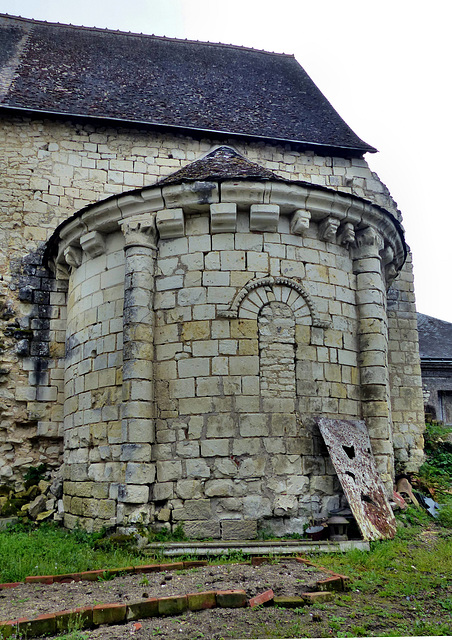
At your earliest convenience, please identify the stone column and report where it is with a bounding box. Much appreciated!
[353,227,394,491]
[118,215,157,519]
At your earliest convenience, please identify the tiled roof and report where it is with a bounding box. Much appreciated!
[0,14,376,156]
[417,313,452,360]
[156,146,283,185]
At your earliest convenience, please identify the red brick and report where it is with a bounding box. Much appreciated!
[158,595,188,616]
[26,613,56,636]
[55,606,93,632]
[0,582,21,590]
[273,596,306,608]
[126,598,159,621]
[25,575,54,584]
[317,576,344,592]
[183,560,208,569]
[187,591,217,611]
[251,557,268,566]
[249,589,274,608]
[156,562,184,572]
[0,618,29,638]
[302,591,334,604]
[80,570,105,581]
[93,603,127,625]
[216,590,248,608]
[133,564,161,574]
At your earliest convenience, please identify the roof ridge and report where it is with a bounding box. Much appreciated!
[0,13,294,58]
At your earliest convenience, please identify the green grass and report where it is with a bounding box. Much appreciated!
[0,522,150,583]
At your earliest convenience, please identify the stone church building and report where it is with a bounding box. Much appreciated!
[0,14,425,535]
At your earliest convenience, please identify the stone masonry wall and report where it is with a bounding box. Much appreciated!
[0,113,417,492]
[387,252,425,472]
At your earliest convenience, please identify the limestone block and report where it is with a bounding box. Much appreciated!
[176,441,200,458]
[125,462,156,485]
[237,457,266,478]
[152,482,174,501]
[273,495,298,516]
[186,458,211,478]
[201,439,229,457]
[175,479,203,499]
[250,204,280,232]
[120,443,152,462]
[156,460,182,482]
[239,414,269,437]
[210,203,237,233]
[172,499,212,521]
[229,356,259,376]
[214,458,239,477]
[221,519,257,540]
[206,414,236,438]
[243,495,272,518]
[156,208,185,239]
[233,437,262,456]
[184,520,221,539]
[272,454,302,475]
[205,479,235,497]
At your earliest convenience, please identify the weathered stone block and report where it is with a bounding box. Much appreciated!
[183,520,221,539]
[221,519,257,540]
[172,499,212,521]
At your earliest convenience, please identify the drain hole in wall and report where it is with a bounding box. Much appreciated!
[342,445,355,459]
[91,349,97,358]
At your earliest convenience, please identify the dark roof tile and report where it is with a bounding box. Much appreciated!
[0,14,376,155]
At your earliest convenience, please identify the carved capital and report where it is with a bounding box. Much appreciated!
[319,216,340,242]
[121,214,157,249]
[290,209,311,236]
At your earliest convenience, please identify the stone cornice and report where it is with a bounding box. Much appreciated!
[45,179,406,277]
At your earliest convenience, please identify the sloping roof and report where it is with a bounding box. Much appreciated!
[156,146,283,185]
[417,313,452,360]
[0,14,376,156]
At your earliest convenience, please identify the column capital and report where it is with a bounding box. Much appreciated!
[353,226,384,259]
[120,214,157,249]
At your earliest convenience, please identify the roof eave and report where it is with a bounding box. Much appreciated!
[0,104,377,157]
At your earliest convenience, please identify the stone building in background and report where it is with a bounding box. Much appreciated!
[0,14,425,534]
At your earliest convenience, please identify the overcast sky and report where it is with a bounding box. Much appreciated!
[1,0,451,322]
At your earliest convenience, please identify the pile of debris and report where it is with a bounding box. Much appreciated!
[0,475,63,525]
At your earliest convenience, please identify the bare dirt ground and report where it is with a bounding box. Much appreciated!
[0,559,328,622]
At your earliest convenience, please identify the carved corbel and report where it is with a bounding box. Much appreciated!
[80,230,106,258]
[249,204,280,232]
[210,203,237,233]
[319,216,340,242]
[63,246,82,270]
[337,222,356,248]
[290,209,311,236]
[156,208,184,239]
[121,213,157,249]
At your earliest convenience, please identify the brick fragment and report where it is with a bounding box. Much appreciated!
[317,576,344,592]
[25,575,54,584]
[216,589,248,608]
[273,596,306,608]
[251,556,268,566]
[249,589,274,608]
[79,570,105,581]
[187,591,217,611]
[0,582,21,590]
[302,591,335,604]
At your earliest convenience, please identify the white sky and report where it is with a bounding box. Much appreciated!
[1,0,451,322]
